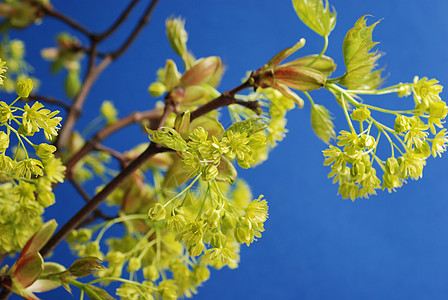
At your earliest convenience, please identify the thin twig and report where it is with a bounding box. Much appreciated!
[56,0,160,149]
[38,3,93,38]
[64,108,161,175]
[110,0,160,59]
[26,94,71,110]
[95,0,142,41]
[94,144,128,165]
[70,179,116,228]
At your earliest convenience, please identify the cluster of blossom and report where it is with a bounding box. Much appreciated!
[0,63,65,253]
[322,77,447,200]
[0,38,39,93]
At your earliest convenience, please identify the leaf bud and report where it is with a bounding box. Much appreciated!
[180,57,222,87]
[148,203,166,221]
[68,257,104,277]
[16,78,33,98]
[164,59,181,92]
[166,17,188,58]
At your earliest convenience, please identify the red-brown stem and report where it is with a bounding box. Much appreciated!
[56,0,160,149]
[94,0,142,42]
[26,94,71,110]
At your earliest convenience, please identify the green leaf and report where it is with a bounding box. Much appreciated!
[85,285,115,300]
[339,16,383,90]
[225,118,266,137]
[310,103,335,144]
[147,127,188,151]
[292,0,337,37]
[282,54,336,76]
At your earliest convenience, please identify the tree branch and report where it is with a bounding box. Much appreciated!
[26,94,71,110]
[95,0,142,42]
[64,108,161,176]
[56,0,161,149]
[41,142,165,257]
[38,3,93,38]
[110,0,160,59]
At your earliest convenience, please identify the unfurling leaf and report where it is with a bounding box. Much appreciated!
[68,257,104,277]
[292,0,337,37]
[311,103,335,144]
[282,55,336,77]
[339,16,383,90]
[225,118,266,137]
[147,127,188,151]
[216,156,237,183]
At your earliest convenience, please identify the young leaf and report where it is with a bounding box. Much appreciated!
[311,103,335,144]
[292,0,337,37]
[147,127,188,151]
[339,16,383,90]
[225,118,266,137]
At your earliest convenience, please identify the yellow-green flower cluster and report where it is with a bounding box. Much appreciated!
[0,39,38,93]
[323,77,447,200]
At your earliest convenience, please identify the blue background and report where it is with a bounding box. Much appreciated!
[4,0,448,299]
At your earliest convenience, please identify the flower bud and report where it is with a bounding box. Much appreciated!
[188,242,204,257]
[148,203,166,221]
[385,157,399,175]
[202,209,221,228]
[9,40,25,60]
[351,107,371,122]
[100,100,118,125]
[0,132,9,152]
[201,164,219,181]
[143,265,159,281]
[350,161,365,179]
[394,115,411,132]
[16,78,33,98]
[148,82,166,97]
[34,143,57,160]
[127,257,141,273]
[234,217,252,245]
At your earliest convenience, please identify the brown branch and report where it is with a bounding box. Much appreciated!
[69,179,116,228]
[41,142,165,257]
[95,0,142,42]
[38,4,93,38]
[56,0,160,150]
[94,144,128,166]
[26,94,71,110]
[64,108,161,176]
[190,79,256,120]
[110,0,160,59]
